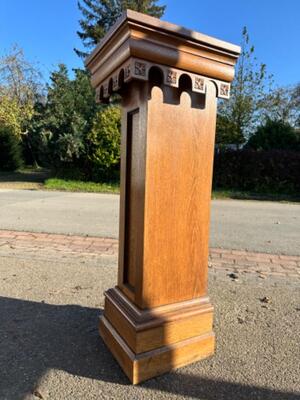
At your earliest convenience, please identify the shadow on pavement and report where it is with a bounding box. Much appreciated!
[0,296,298,400]
[143,374,300,400]
[0,296,126,399]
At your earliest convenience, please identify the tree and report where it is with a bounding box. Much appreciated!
[87,105,121,181]
[215,115,245,148]
[0,97,23,138]
[27,65,97,168]
[216,27,273,145]
[0,124,23,171]
[75,0,166,58]
[247,119,300,151]
[0,45,43,138]
[263,83,300,129]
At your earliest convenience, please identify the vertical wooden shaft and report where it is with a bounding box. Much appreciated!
[118,79,217,309]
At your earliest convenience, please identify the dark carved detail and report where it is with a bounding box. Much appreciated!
[134,62,146,76]
[113,75,119,90]
[125,65,131,79]
[103,83,109,97]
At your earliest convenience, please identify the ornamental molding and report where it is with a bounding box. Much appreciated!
[95,58,231,103]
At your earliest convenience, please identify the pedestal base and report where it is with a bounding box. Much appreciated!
[99,288,215,384]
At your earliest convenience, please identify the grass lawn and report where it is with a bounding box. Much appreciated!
[45,179,300,202]
[212,189,300,202]
[1,168,299,202]
[44,178,119,193]
[0,169,119,193]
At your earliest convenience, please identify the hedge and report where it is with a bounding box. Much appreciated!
[213,149,300,194]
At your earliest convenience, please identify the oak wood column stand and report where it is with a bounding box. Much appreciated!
[86,10,240,384]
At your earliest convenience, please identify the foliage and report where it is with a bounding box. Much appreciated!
[55,131,85,163]
[247,119,300,151]
[26,65,97,167]
[0,124,23,171]
[213,149,300,194]
[0,45,43,138]
[75,0,166,58]
[87,105,121,181]
[215,115,245,147]
[0,96,23,138]
[216,27,273,145]
[264,83,300,128]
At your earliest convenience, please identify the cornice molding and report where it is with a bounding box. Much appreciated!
[85,10,240,103]
[95,57,231,102]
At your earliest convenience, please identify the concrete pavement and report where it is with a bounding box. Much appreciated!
[0,189,299,255]
[0,190,299,399]
[0,251,299,400]
[0,189,119,239]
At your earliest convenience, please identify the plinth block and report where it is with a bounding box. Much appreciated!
[102,287,214,354]
[100,315,215,385]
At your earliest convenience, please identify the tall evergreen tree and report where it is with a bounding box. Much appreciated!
[27,65,97,167]
[75,0,166,58]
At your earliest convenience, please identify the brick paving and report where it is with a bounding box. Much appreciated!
[0,230,299,280]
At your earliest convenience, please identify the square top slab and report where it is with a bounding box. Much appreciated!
[86,10,240,93]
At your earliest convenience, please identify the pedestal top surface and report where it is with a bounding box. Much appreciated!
[85,10,240,91]
[86,9,240,67]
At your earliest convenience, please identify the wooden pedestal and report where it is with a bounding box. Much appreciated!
[99,78,217,383]
[86,10,240,384]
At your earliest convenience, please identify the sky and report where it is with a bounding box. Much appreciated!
[0,0,299,87]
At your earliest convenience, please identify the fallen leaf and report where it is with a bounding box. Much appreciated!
[258,274,266,279]
[33,389,44,399]
[260,296,271,304]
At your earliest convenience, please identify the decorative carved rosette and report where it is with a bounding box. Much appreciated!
[97,57,231,102]
[166,69,178,86]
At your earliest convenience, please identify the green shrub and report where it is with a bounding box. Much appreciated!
[213,149,300,194]
[247,119,300,151]
[0,124,23,171]
[87,105,121,182]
